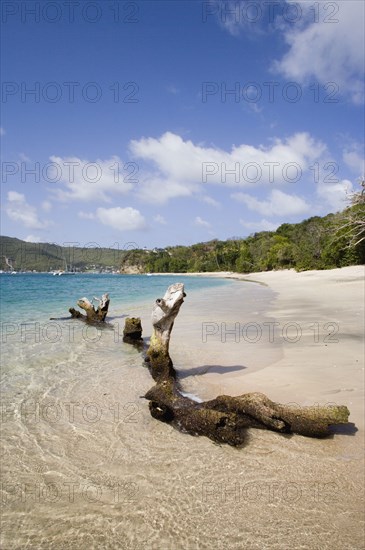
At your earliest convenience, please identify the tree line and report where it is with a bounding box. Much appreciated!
[1,202,364,274]
[122,205,364,274]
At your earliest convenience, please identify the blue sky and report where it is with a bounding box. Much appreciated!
[1,0,364,249]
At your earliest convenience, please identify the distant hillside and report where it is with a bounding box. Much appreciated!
[1,207,364,273]
[0,237,134,272]
[137,211,364,273]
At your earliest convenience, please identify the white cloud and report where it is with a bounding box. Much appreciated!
[24,235,42,243]
[214,1,266,37]
[232,189,310,217]
[6,191,47,229]
[130,132,212,189]
[274,1,365,104]
[96,207,146,231]
[130,131,326,203]
[41,200,52,212]
[49,155,134,202]
[240,219,279,232]
[78,211,95,220]
[343,148,365,175]
[317,179,353,213]
[202,195,220,208]
[194,216,211,228]
[136,176,194,204]
[154,214,167,225]
[248,102,263,115]
[7,191,24,202]
[216,1,364,104]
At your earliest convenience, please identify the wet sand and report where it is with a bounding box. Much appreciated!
[1,266,364,549]
[185,266,364,426]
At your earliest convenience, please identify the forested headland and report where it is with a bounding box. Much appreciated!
[1,204,364,274]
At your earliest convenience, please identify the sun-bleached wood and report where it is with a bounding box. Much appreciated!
[143,283,350,446]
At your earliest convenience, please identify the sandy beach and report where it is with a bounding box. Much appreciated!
[1,266,364,549]
[147,265,365,548]
[159,266,364,429]
[229,266,364,424]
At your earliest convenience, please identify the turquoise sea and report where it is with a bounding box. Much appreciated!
[0,272,231,323]
[0,271,235,435]
[0,272,233,373]
[3,272,266,549]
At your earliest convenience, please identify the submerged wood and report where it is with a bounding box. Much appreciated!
[123,317,143,346]
[69,293,110,322]
[143,283,350,446]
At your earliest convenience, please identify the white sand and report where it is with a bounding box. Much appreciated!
[224,266,364,428]
[145,265,365,549]
[158,266,364,431]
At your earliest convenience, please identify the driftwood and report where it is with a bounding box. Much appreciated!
[123,317,143,346]
[69,293,110,322]
[141,283,350,446]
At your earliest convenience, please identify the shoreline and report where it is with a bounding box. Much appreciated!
[1,265,364,549]
[161,266,364,426]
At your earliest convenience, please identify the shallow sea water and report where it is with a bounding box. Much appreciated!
[0,274,363,549]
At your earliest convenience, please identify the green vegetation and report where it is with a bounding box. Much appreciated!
[0,237,129,272]
[140,217,363,274]
[1,206,364,274]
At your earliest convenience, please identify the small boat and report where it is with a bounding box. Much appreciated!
[51,257,76,275]
[51,269,76,276]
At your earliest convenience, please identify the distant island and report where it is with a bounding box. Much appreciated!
[1,208,364,274]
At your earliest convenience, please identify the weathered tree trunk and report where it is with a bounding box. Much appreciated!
[143,283,350,446]
[69,293,110,322]
[123,317,143,346]
[145,283,186,381]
